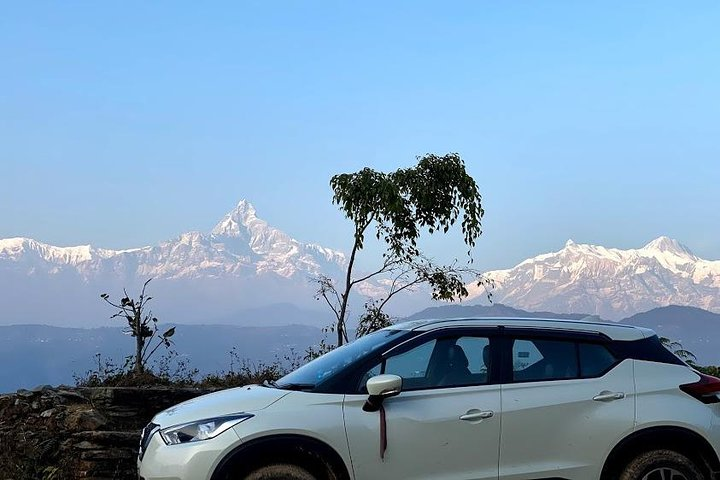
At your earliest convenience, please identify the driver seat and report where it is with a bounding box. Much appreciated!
[438,345,471,387]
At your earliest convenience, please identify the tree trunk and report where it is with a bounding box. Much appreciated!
[135,313,143,374]
[337,295,347,346]
[337,238,360,346]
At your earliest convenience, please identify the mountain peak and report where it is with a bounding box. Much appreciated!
[565,239,576,248]
[642,236,694,257]
[225,199,257,222]
[211,200,258,237]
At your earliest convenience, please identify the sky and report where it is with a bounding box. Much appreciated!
[1,1,719,272]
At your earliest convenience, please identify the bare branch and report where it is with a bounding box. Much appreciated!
[349,256,399,287]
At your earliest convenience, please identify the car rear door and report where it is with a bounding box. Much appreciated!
[498,332,635,480]
[344,331,501,480]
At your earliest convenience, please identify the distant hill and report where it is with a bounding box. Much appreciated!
[0,323,323,393]
[621,305,720,365]
[2,303,719,394]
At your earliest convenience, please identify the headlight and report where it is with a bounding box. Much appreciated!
[159,414,253,445]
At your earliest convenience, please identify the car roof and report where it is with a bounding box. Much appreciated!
[390,317,655,341]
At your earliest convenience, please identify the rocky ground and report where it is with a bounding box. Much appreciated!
[0,386,214,480]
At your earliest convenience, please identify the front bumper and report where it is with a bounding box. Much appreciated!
[137,427,241,480]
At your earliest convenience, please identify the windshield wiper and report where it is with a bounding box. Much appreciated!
[262,379,278,388]
[276,383,315,391]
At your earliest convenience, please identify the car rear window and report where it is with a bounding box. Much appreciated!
[579,343,617,377]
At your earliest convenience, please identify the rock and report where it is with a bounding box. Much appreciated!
[32,384,54,393]
[1,386,216,479]
[16,389,34,398]
[56,389,90,403]
[73,431,140,446]
[65,409,108,431]
[75,440,101,450]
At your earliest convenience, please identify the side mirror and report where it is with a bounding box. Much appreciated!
[363,374,402,412]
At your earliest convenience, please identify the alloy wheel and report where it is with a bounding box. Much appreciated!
[641,467,688,480]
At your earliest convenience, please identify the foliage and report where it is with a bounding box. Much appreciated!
[75,346,303,389]
[74,351,198,387]
[313,153,491,347]
[330,153,483,262]
[197,346,301,388]
[355,300,393,338]
[659,336,698,365]
[198,360,284,389]
[656,336,720,377]
[100,279,176,375]
[303,324,338,361]
[697,365,720,377]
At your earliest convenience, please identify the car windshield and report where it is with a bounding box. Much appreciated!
[275,329,408,390]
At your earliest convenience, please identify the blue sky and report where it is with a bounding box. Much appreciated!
[1,1,719,271]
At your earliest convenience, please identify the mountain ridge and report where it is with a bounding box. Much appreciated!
[3,202,720,325]
[467,237,720,320]
[0,200,352,328]
[0,200,346,281]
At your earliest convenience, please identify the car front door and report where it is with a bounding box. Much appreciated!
[498,333,635,480]
[343,332,501,480]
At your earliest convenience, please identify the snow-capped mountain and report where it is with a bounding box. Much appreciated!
[4,206,720,327]
[0,201,347,327]
[467,237,720,320]
[0,200,345,281]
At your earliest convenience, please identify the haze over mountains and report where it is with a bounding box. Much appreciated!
[2,199,720,328]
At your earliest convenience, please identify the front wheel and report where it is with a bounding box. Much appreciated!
[244,463,317,480]
[619,449,706,480]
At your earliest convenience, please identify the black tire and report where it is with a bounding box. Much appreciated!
[244,463,317,480]
[619,449,706,480]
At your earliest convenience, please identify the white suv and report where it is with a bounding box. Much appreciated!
[138,318,720,480]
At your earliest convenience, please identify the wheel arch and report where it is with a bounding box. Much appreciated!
[601,425,720,480]
[210,434,351,480]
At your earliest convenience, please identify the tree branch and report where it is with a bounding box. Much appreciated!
[348,258,397,287]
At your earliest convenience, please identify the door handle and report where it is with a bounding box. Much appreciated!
[593,391,625,402]
[459,409,494,421]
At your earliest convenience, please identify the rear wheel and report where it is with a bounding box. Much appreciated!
[619,449,705,480]
[244,463,317,480]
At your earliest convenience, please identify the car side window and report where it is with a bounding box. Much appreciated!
[385,339,437,383]
[512,338,579,382]
[579,342,616,377]
[455,336,491,375]
[359,335,492,392]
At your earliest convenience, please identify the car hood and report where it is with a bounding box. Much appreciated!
[152,385,291,427]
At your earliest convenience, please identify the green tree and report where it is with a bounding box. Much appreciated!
[313,153,490,347]
[100,279,175,375]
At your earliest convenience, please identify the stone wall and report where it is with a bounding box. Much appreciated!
[0,386,215,480]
